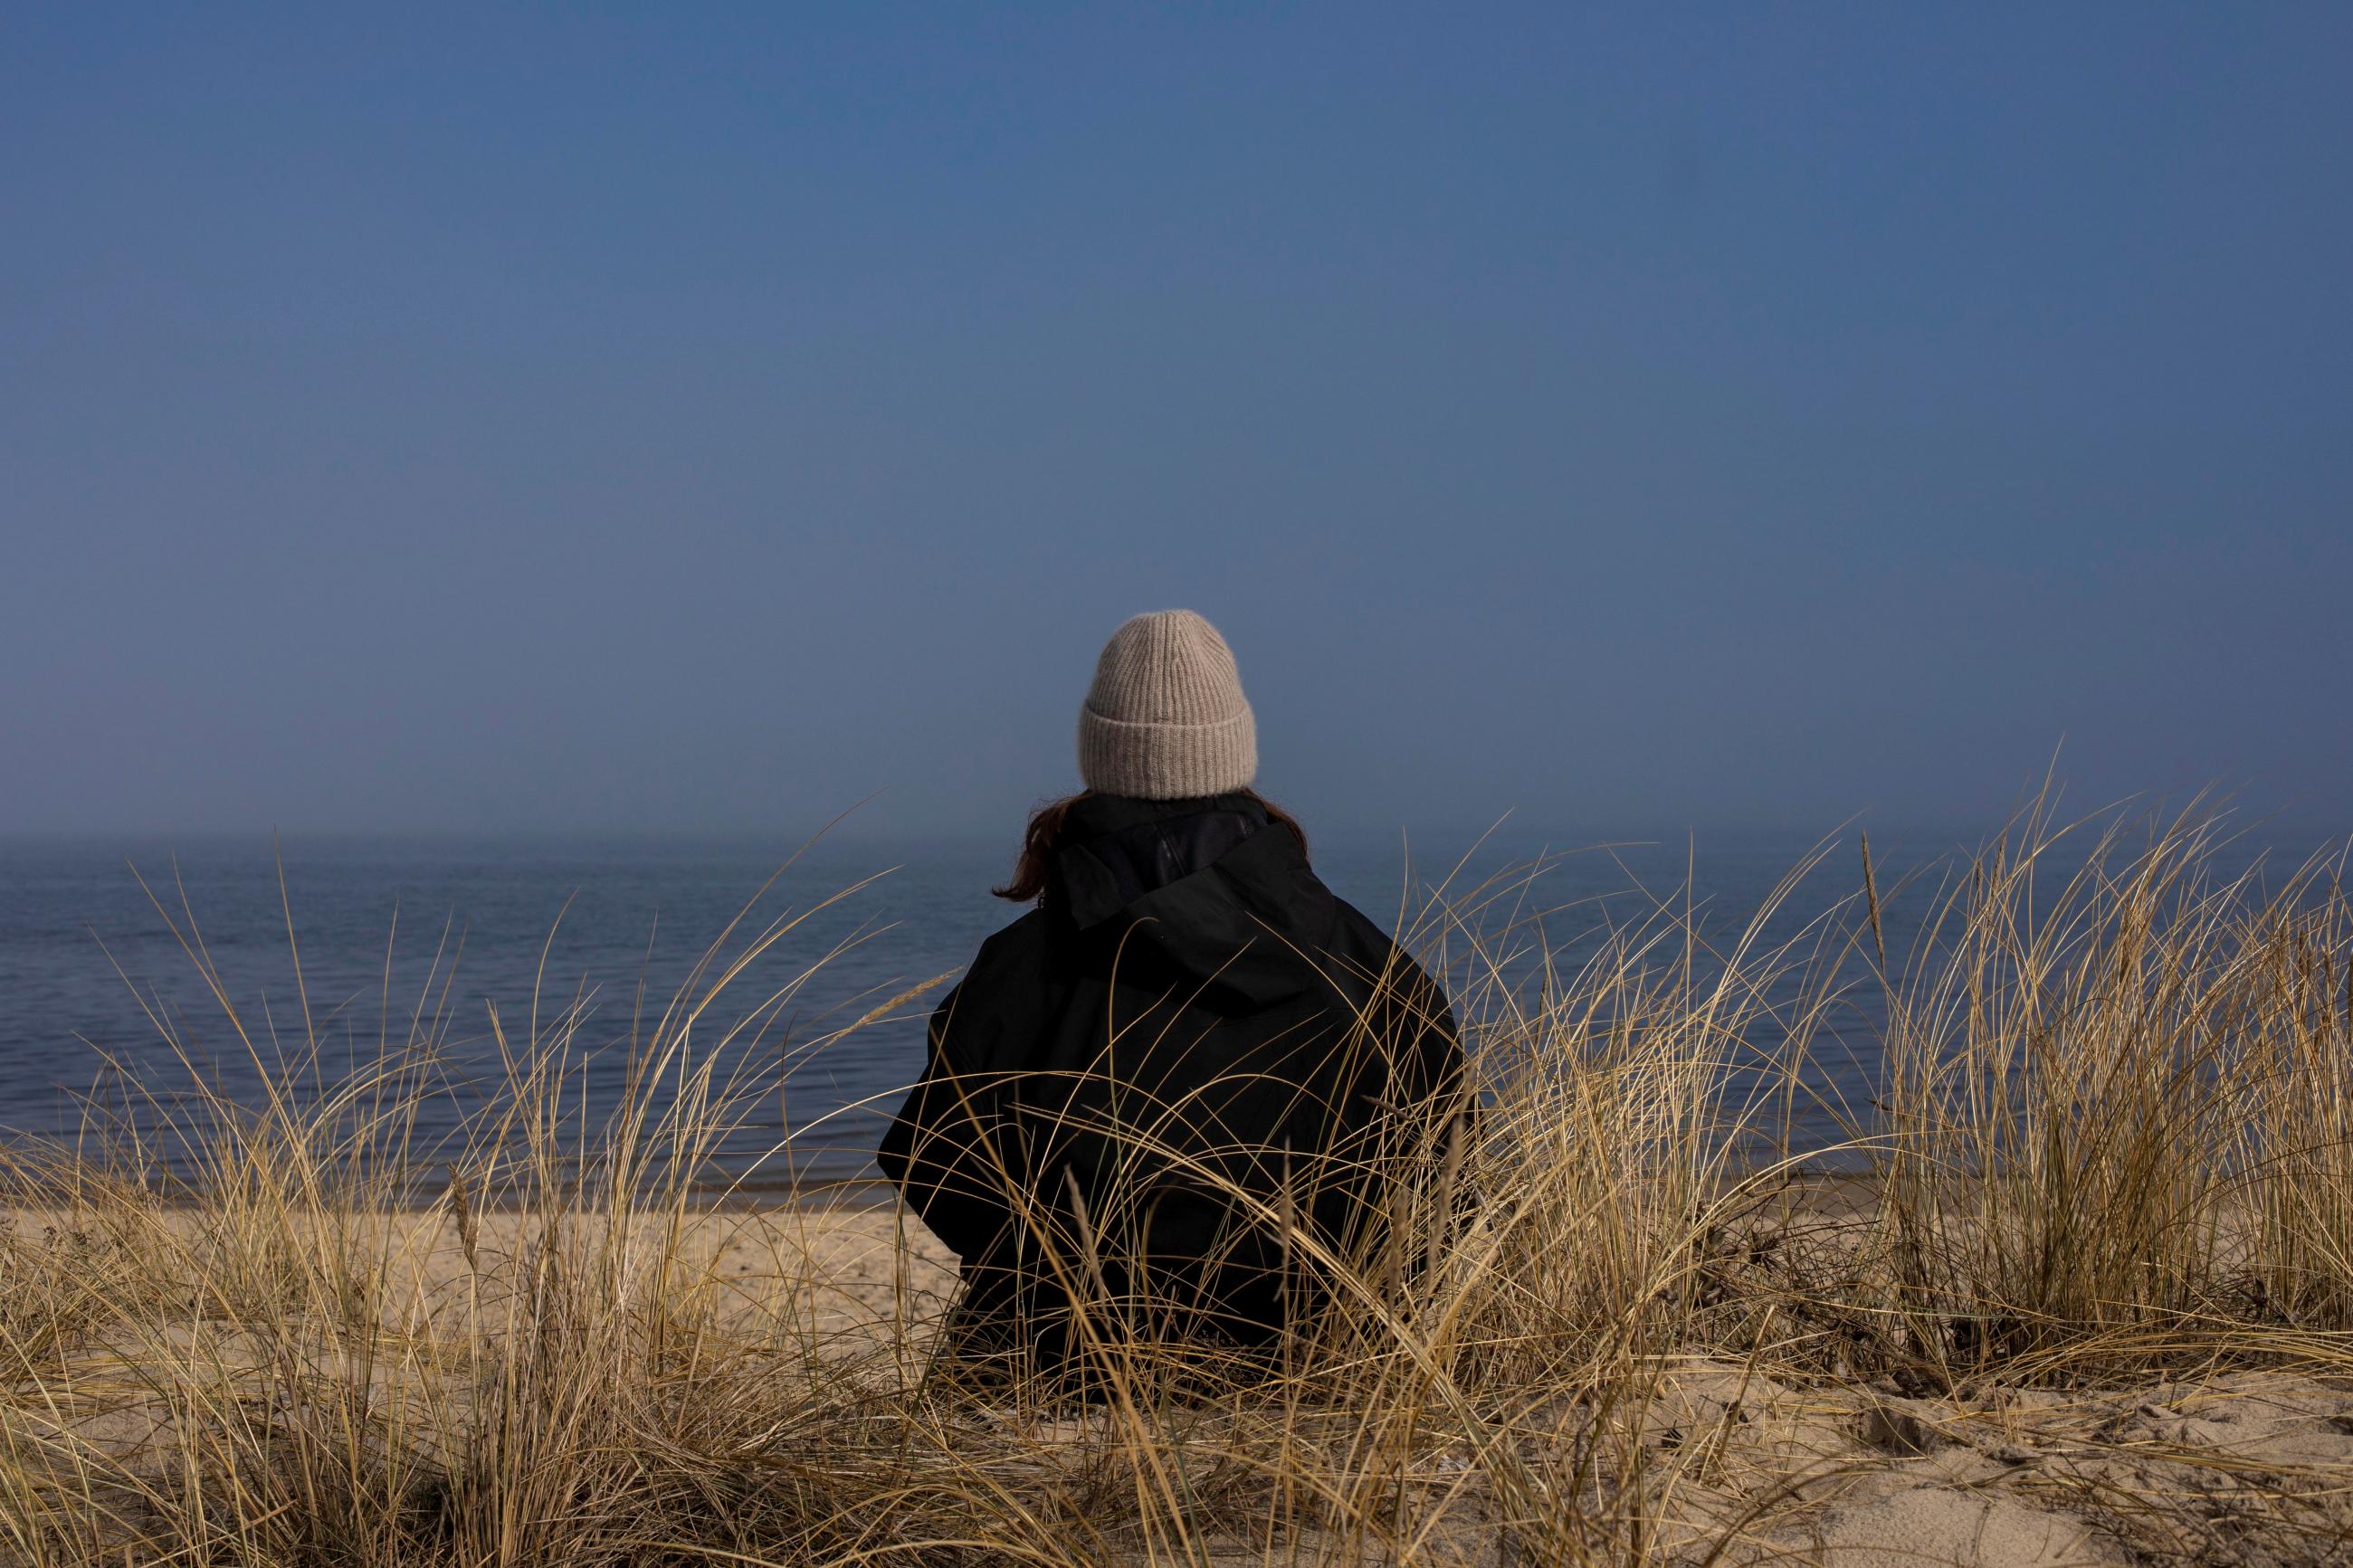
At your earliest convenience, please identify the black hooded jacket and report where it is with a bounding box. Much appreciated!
[877,793,1463,1368]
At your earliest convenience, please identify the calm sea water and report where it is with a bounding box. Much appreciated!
[0,823,2319,1185]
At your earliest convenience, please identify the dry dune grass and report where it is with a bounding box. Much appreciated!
[4,801,2353,1565]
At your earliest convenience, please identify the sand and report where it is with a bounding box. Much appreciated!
[8,1199,2352,1564]
[1602,1363,2353,1564]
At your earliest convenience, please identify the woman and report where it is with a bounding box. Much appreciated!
[878,610,1465,1388]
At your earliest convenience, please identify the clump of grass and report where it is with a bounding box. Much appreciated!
[0,803,2348,1565]
[1864,801,2353,1382]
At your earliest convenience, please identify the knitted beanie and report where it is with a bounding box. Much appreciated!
[1077,610,1258,800]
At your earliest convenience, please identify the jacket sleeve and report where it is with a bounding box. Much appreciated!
[875,967,1021,1260]
[1365,946,1479,1281]
[1369,942,1468,1123]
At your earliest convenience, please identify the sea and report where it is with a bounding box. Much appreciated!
[0,822,2329,1190]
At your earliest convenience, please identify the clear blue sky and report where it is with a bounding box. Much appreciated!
[5,5,2347,841]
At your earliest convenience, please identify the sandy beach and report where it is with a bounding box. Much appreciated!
[9,1192,2352,1565]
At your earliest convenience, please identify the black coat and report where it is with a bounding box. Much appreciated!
[877,793,1463,1376]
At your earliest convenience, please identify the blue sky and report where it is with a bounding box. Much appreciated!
[4,5,2347,841]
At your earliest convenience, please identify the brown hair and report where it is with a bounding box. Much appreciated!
[993,788,1310,903]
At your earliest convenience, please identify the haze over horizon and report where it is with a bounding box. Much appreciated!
[6,5,2348,845]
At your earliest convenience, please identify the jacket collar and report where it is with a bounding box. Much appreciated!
[1051,792,1276,930]
[1058,791,1265,840]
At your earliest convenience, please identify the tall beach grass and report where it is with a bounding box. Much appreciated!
[1,802,2349,1563]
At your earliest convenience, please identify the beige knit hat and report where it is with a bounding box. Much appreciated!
[1077,610,1258,800]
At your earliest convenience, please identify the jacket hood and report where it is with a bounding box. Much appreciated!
[1048,793,1336,1009]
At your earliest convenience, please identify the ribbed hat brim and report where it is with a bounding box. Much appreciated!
[1077,704,1257,800]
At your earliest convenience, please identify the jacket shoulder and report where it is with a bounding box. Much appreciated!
[1328,893,1410,964]
[926,906,1053,1068]
[963,906,1051,982]
[1326,895,1450,999]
